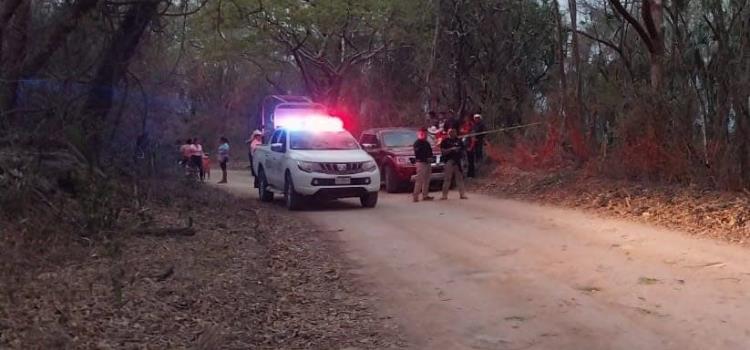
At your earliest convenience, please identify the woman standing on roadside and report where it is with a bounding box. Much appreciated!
[180,138,192,167]
[190,138,204,182]
[217,137,230,184]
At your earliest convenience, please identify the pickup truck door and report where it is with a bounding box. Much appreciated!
[260,130,279,186]
[267,130,287,187]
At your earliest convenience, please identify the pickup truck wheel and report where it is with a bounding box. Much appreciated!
[284,173,303,211]
[360,191,378,208]
[257,169,274,202]
[384,165,400,193]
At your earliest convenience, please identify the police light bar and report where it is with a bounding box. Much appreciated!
[276,115,344,132]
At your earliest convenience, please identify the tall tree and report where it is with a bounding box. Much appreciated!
[609,0,664,90]
[82,0,160,163]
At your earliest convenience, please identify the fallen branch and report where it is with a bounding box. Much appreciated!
[155,265,174,281]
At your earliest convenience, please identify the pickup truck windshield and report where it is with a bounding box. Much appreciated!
[382,131,435,148]
[289,131,360,150]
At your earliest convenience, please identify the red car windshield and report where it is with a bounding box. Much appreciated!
[382,131,435,148]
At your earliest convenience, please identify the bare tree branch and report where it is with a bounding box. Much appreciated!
[22,0,100,77]
[0,0,24,32]
[574,28,634,78]
[608,0,655,53]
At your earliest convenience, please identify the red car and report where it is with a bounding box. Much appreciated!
[359,127,445,193]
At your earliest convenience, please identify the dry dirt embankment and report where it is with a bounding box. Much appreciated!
[470,165,750,244]
[0,179,404,349]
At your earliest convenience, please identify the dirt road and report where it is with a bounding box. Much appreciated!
[218,170,750,349]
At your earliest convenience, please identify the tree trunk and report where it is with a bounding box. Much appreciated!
[81,1,159,164]
[452,13,468,116]
[0,0,28,118]
[552,0,567,95]
[568,0,582,104]
[0,0,26,61]
[647,0,665,90]
[552,0,568,148]
[568,0,593,149]
[326,74,343,109]
[649,54,664,90]
[608,0,664,91]
[425,0,441,112]
[0,0,98,121]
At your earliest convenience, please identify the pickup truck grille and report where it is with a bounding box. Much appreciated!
[319,162,365,174]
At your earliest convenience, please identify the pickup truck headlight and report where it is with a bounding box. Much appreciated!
[362,160,377,171]
[297,161,316,173]
[395,156,411,165]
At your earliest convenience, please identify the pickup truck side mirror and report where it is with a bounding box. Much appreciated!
[270,142,284,152]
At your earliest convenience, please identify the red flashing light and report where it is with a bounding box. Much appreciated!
[276,114,344,132]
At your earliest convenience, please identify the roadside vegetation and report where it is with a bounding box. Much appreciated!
[1,168,403,348]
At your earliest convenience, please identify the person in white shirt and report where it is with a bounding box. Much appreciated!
[247,130,263,187]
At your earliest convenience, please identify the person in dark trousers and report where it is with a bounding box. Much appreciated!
[440,129,468,200]
[412,128,435,202]
[472,114,486,162]
[189,138,204,182]
[217,136,230,184]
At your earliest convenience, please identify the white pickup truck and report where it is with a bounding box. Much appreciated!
[253,120,381,210]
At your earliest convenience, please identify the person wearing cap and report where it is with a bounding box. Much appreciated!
[472,113,487,162]
[246,130,263,175]
[427,119,441,138]
[412,127,435,202]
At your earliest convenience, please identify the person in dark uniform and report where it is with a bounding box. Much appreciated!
[412,127,435,202]
[440,129,468,200]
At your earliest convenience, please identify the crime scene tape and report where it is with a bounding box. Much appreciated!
[459,122,542,138]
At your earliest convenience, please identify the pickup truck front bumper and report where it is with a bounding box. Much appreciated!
[291,170,380,198]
